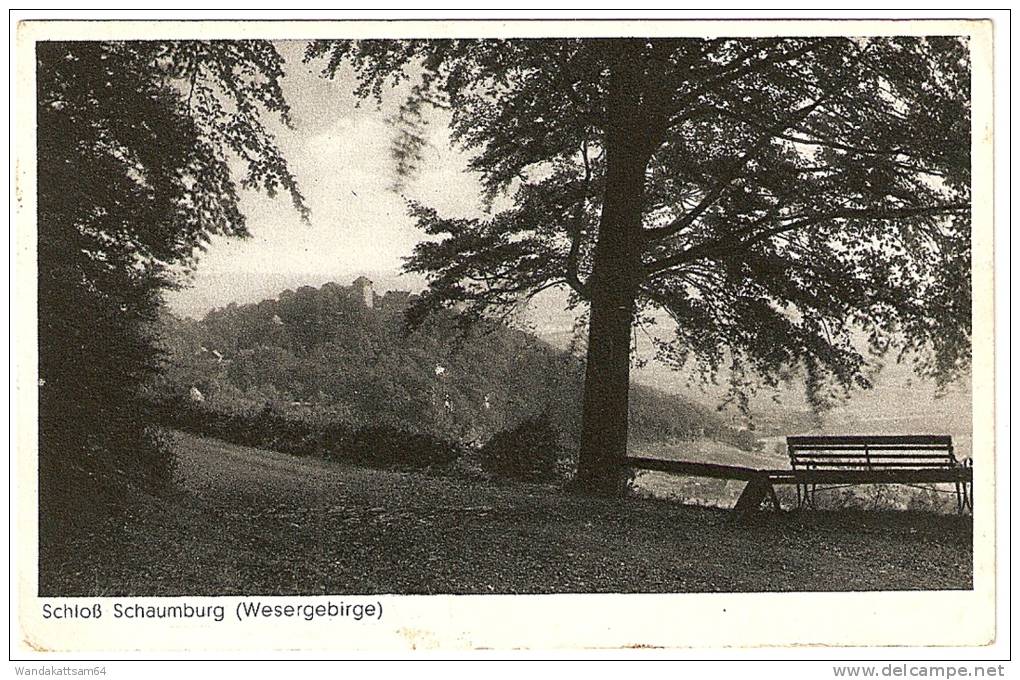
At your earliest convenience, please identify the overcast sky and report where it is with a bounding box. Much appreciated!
[166,41,491,318]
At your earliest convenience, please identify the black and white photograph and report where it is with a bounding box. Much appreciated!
[12,15,1000,655]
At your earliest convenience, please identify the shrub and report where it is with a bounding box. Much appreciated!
[717,427,762,452]
[148,398,464,469]
[479,416,565,483]
[38,415,179,559]
[78,413,179,493]
[344,426,462,469]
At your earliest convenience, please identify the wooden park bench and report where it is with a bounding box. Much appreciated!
[781,434,972,514]
[622,434,973,520]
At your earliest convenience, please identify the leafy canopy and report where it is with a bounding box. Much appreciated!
[308,37,971,409]
[37,40,306,490]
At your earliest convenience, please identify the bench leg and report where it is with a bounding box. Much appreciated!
[731,475,777,521]
[796,482,812,510]
[954,480,973,514]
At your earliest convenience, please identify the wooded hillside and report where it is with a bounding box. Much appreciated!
[149,280,764,453]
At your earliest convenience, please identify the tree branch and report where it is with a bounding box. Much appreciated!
[643,94,832,242]
[666,41,825,124]
[645,44,877,243]
[645,203,970,277]
[564,138,593,297]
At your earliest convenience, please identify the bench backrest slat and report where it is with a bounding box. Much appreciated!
[787,435,952,447]
[787,434,956,470]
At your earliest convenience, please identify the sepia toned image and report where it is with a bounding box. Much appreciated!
[14,17,997,653]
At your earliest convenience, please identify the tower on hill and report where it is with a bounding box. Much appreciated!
[351,276,374,308]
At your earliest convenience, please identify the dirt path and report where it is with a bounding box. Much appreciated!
[41,432,973,596]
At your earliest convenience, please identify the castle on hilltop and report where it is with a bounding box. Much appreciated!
[278,277,414,311]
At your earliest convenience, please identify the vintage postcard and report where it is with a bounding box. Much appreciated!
[12,17,997,654]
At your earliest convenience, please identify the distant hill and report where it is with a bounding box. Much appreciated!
[151,279,753,449]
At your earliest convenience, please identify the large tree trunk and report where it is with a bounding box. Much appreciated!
[574,47,654,495]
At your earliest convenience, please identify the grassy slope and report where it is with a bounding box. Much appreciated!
[41,432,972,596]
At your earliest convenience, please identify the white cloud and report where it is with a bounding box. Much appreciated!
[170,49,489,316]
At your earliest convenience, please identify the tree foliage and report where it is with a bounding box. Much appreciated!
[306,37,972,415]
[36,40,305,516]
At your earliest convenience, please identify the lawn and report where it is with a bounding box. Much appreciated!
[40,431,972,596]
